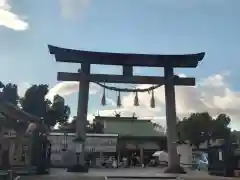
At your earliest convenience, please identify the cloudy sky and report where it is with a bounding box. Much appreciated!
[1,0,240,129]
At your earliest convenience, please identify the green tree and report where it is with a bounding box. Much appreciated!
[1,83,19,105]
[231,130,240,143]
[91,119,104,133]
[20,84,49,117]
[59,117,77,132]
[211,113,231,139]
[59,116,104,134]
[152,122,164,132]
[20,84,70,127]
[47,95,71,127]
[0,82,26,133]
[177,112,231,148]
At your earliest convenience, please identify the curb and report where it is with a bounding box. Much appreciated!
[106,176,177,179]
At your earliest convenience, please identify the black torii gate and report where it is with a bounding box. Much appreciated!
[48,45,205,173]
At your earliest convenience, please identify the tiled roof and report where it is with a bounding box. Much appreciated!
[96,116,164,137]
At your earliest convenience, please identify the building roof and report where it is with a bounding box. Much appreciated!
[48,45,205,68]
[0,98,49,133]
[95,116,164,137]
[95,115,145,121]
[49,132,118,137]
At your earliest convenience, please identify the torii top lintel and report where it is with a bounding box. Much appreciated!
[48,45,205,68]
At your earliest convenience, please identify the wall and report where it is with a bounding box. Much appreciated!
[48,133,118,167]
[0,128,32,167]
[177,144,193,167]
[85,136,117,152]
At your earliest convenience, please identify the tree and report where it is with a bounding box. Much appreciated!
[20,84,49,117]
[91,119,104,133]
[20,84,70,127]
[177,112,231,148]
[0,82,25,133]
[211,114,231,139]
[47,95,71,127]
[153,122,164,132]
[58,116,78,132]
[231,131,240,143]
[1,83,19,105]
[59,117,104,134]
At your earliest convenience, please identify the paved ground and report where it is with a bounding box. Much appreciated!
[70,167,177,177]
[20,168,177,180]
[41,168,177,179]
[107,179,174,180]
[20,168,232,180]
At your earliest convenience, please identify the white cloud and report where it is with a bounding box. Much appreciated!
[59,0,90,20]
[106,97,116,106]
[0,0,28,31]
[18,82,31,97]
[45,81,100,102]
[93,73,240,130]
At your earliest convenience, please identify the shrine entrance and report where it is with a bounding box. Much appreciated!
[48,45,205,173]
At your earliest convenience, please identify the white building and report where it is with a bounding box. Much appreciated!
[48,132,118,167]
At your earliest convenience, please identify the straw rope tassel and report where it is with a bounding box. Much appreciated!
[134,92,139,106]
[101,87,106,106]
[117,91,121,107]
[150,90,155,108]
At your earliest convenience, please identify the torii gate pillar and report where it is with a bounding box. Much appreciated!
[164,66,183,173]
[76,63,90,164]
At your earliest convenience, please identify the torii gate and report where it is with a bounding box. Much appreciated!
[48,45,205,173]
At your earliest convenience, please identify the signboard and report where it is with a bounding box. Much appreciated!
[49,133,118,153]
[3,129,16,138]
[85,136,117,152]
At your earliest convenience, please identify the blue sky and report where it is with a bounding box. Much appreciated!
[1,0,240,129]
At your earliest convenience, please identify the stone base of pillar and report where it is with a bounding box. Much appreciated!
[164,165,186,174]
[67,164,89,173]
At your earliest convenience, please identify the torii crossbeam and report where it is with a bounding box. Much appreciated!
[48,45,205,173]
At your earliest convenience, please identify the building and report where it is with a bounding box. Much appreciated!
[48,132,118,167]
[0,100,50,173]
[49,115,166,167]
[94,115,166,164]
[94,115,166,165]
